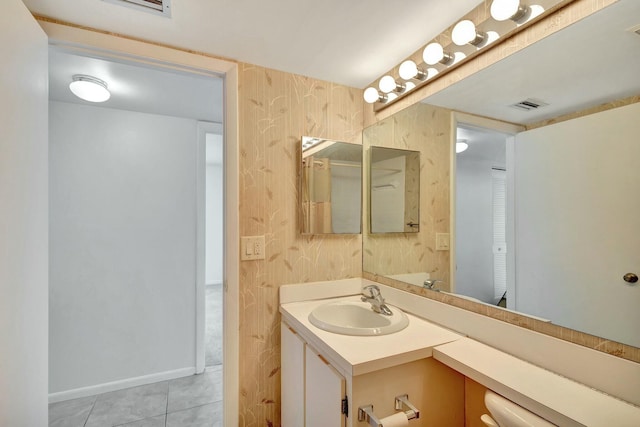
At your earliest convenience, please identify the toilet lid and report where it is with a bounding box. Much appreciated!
[481,414,500,427]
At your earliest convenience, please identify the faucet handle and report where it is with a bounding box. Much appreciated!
[362,284,381,298]
[423,279,445,290]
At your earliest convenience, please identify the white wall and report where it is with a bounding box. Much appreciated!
[49,101,198,393]
[514,103,640,347]
[205,158,223,285]
[0,2,49,424]
[455,157,499,303]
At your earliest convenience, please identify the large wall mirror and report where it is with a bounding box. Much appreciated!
[363,0,640,358]
[300,137,362,234]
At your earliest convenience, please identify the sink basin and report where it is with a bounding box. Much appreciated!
[308,300,409,336]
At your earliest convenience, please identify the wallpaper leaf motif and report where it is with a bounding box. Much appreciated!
[238,63,363,426]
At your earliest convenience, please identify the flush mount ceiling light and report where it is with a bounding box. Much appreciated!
[456,140,469,153]
[452,20,487,46]
[423,43,454,66]
[69,75,111,103]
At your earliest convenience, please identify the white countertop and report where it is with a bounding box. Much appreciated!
[434,338,640,427]
[279,278,640,426]
[280,294,462,377]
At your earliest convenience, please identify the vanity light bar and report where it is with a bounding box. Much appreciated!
[364,0,555,108]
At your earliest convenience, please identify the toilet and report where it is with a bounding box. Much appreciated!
[481,390,556,427]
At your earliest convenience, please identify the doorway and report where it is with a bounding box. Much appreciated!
[450,114,523,308]
[47,44,230,425]
[202,125,224,370]
[454,124,508,305]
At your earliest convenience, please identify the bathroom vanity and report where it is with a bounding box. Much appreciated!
[280,279,640,427]
[280,287,465,426]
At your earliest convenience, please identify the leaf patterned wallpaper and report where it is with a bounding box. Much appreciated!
[237,63,363,426]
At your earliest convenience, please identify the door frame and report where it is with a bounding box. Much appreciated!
[196,121,224,373]
[39,19,240,425]
[449,112,523,297]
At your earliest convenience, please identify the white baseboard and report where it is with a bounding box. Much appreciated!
[48,367,196,403]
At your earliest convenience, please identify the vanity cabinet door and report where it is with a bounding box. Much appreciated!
[305,345,346,427]
[281,323,305,427]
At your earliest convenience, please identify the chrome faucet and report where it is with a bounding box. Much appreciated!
[423,279,444,291]
[361,284,393,316]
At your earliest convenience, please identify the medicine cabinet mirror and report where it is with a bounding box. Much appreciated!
[369,146,420,233]
[300,137,362,235]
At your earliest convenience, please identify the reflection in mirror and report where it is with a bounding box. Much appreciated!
[363,103,452,291]
[363,1,640,356]
[370,146,420,233]
[300,137,362,234]
[455,125,508,307]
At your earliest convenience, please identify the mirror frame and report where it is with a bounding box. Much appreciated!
[299,136,363,235]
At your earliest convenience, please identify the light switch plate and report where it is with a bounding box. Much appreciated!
[436,233,450,251]
[241,235,265,261]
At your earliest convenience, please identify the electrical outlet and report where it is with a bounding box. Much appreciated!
[241,235,265,261]
[436,233,450,251]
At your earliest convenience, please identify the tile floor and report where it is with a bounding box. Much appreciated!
[205,284,223,367]
[50,284,224,427]
[49,366,223,427]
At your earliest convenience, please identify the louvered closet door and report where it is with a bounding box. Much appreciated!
[492,168,507,301]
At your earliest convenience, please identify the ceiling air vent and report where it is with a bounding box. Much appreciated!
[510,98,549,111]
[102,0,171,18]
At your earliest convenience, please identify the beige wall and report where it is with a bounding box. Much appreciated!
[237,63,363,426]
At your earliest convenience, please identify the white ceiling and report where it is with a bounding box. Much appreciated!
[24,0,480,88]
[424,0,640,125]
[49,48,223,122]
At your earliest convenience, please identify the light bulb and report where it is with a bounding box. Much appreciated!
[456,141,469,153]
[491,0,530,22]
[399,60,418,80]
[69,75,111,103]
[452,20,485,46]
[379,75,398,93]
[530,5,544,20]
[486,31,500,44]
[423,43,452,66]
[426,68,439,79]
[453,52,467,64]
[364,87,382,104]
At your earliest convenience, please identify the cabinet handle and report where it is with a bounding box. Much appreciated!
[317,354,330,365]
[623,273,638,284]
[288,326,297,335]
